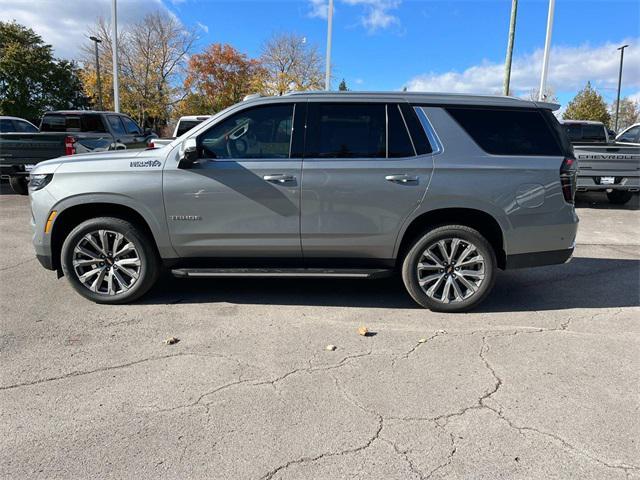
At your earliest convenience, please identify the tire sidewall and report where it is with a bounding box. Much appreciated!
[402,225,496,312]
[61,217,158,304]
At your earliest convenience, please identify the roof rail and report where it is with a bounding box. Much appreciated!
[243,93,263,101]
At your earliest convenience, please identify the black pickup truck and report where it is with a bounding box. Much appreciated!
[560,120,640,205]
[0,111,156,194]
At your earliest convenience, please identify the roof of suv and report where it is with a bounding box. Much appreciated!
[272,91,560,110]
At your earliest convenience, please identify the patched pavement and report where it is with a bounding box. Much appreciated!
[1,188,638,479]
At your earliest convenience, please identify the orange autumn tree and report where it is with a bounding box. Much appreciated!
[180,43,265,115]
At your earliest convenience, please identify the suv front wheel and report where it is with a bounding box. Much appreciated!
[61,217,160,304]
[402,225,496,312]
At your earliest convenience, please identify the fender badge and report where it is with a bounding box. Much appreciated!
[169,215,202,221]
[130,159,162,168]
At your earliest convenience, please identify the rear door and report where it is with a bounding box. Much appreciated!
[300,101,433,261]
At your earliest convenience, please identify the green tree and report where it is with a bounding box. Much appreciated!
[338,79,348,91]
[563,82,611,127]
[610,97,640,132]
[0,21,87,121]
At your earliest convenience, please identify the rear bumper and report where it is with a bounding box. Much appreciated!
[505,245,574,269]
[577,174,640,192]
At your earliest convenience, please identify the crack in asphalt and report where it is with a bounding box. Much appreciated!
[0,257,36,271]
[391,330,446,369]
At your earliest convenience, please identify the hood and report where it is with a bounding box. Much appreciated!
[32,148,149,175]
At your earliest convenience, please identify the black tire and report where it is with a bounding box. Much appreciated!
[9,176,28,195]
[401,225,497,313]
[60,217,160,304]
[606,190,633,205]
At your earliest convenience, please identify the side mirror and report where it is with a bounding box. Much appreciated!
[178,137,199,169]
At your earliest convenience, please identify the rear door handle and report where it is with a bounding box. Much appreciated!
[385,174,419,183]
[263,174,295,184]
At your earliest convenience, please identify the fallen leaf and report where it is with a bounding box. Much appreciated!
[164,336,180,345]
[418,338,427,343]
[358,326,369,336]
[325,344,337,351]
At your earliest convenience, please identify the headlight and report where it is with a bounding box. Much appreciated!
[29,174,53,191]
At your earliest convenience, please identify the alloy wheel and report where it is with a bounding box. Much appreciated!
[72,229,141,296]
[416,237,486,304]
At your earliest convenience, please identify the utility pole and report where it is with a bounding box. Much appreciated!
[503,0,518,96]
[614,44,629,132]
[538,0,555,101]
[111,0,120,112]
[89,36,103,110]
[324,0,334,91]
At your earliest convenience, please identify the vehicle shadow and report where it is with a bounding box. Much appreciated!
[142,256,639,312]
[575,191,639,210]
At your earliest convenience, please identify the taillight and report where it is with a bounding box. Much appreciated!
[560,157,577,204]
[64,135,76,156]
[147,141,155,149]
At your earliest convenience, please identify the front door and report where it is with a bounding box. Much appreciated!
[163,102,303,258]
[300,102,433,261]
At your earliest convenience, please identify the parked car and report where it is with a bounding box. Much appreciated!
[0,116,38,133]
[616,123,640,146]
[29,92,578,312]
[150,115,212,148]
[0,111,156,194]
[561,120,640,204]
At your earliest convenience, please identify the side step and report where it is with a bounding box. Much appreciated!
[171,268,393,279]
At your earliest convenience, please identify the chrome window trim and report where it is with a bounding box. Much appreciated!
[414,107,443,155]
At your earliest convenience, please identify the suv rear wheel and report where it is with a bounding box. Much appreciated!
[401,225,497,312]
[9,176,28,195]
[61,217,160,304]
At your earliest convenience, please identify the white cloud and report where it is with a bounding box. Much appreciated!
[308,0,401,32]
[406,39,640,99]
[0,0,176,59]
[196,21,209,34]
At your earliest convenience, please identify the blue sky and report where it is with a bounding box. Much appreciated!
[2,0,639,107]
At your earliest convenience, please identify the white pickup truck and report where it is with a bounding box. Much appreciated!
[561,120,640,204]
[150,115,211,148]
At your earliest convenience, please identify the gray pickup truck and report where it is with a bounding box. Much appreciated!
[561,120,640,204]
[29,92,578,312]
[0,110,156,194]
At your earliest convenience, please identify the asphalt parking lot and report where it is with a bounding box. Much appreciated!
[0,186,638,480]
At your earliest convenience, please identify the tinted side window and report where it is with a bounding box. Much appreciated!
[305,103,385,158]
[121,116,141,135]
[107,115,126,136]
[619,126,640,143]
[80,114,106,132]
[199,104,293,159]
[176,120,202,137]
[0,119,14,132]
[447,108,562,156]
[15,120,38,133]
[40,115,67,132]
[388,104,415,157]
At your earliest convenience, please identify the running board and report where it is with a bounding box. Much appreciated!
[171,268,393,279]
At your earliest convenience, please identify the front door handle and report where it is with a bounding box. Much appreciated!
[385,174,419,183]
[263,174,295,184]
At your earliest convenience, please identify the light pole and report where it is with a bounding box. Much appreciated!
[503,0,518,96]
[89,36,103,110]
[614,44,629,132]
[325,0,334,91]
[538,0,555,101]
[111,0,120,112]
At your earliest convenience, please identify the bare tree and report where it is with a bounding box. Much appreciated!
[81,13,196,128]
[256,33,323,96]
[528,87,558,104]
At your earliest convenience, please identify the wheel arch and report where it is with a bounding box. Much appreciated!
[395,208,506,269]
[50,202,163,273]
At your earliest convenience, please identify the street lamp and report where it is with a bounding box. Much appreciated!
[614,44,629,133]
[89,36,103,110]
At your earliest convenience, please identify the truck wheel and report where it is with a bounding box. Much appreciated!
[606,190,633,205]
[60,217,160,304]
[401,225,497,312]
[9,176,28,195]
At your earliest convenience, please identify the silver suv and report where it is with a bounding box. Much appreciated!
[29,92,578,312]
